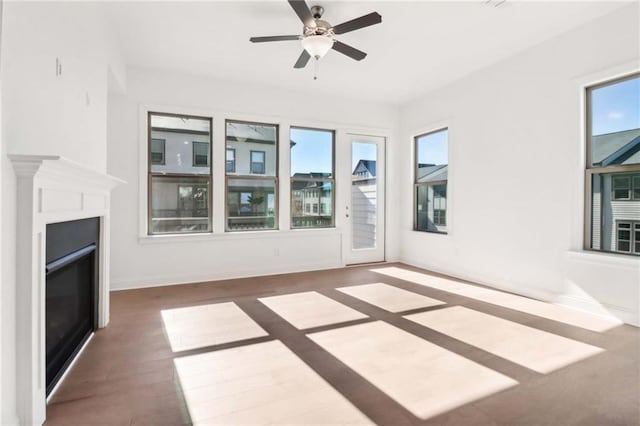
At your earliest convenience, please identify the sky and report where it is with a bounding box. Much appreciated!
[290,128,334,175]
[290,129,381,175]
[351,142,377,170]
[417,129,448,166]
[591,76,640,136]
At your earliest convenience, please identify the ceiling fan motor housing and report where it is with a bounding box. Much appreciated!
[306,19,332,36]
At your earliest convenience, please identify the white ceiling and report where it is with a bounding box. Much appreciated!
[106,1,630,104]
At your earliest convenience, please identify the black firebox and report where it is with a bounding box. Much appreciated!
[45,217,99,396]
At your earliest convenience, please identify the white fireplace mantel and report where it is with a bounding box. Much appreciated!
[10,155,125,425]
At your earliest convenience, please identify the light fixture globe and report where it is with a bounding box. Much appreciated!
[301,35,334,59]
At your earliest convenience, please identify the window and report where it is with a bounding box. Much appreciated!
[433,184,447,226]
[151,139,165,165]
[611,175,640,200]
[586,73,640,255]
[226,121,278,231]
[616,221,640,254]
[179,185,208,211]
[193,142,209,167]
[415,128,449,233]
[251,150,266,174]
[226,148,236,173]
[290,127,335,228]
[148,112,212,234]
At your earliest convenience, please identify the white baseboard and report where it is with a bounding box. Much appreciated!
[400,257,639,327]
[553,293,639,326]
[110,260,343,291]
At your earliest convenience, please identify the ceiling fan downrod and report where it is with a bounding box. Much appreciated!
[310,5,324,20]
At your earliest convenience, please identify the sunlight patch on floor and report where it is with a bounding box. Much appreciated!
[372,267,622,332]
[160,302,268,352]
[259,291,368,329]
[309,321,517,420]
[406,306,604,373]
[174,340,373,425]
[338,282,445,312]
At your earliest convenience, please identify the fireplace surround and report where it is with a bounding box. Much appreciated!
[10,155,124,425]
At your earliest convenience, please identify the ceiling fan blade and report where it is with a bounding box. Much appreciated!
[294,50,311,68]
[331,12,382,35]
[332,41,367,61]
[250,35,301,43]
[288,0,316,28]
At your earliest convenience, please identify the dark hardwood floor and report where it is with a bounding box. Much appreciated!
[44,263,640,426]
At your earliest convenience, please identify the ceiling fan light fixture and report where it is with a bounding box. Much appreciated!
[301,35,334,59]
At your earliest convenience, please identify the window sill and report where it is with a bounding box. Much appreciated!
[412,229,448,236]
[566,249,640,267]
[138,228,341,244]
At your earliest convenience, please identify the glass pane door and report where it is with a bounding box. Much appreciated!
[352,142,378,249]
[344,135,385,264]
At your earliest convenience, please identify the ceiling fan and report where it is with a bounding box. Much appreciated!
[249,0,382,70]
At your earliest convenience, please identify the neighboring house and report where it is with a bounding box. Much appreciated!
[149,117,277,232]
[149,115,211,232]
[591,128,640,254]
[352,159,376,181]
[416,163,448,233]
[225,122,277,230]
[291,173,333,227]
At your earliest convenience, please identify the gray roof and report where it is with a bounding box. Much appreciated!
[417,164,448,183]
[592,128,640,166]
[226,122,276,144]
[353,160,376,176]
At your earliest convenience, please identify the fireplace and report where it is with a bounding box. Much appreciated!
[45,218,100,395]
[10,154,124,425]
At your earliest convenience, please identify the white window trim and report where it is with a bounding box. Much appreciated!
[579,68,640,257]
[572,61,640,255]
[410,119,454,236]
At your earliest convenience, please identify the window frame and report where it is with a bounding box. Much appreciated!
[584,72,640,256]
[413,127,449,235]
[290,126,336,229]
[192,141,210,167]
[224,119,279,232]
[147,111,213,235]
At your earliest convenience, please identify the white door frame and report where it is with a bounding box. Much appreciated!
[339,133,386,265]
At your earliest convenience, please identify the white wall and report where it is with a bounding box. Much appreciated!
[0,0,4,422]
[397,4,640,324]
[108,67,399,290]
[0,2,124,424]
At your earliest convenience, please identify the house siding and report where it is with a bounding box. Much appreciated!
[352,181,377,249]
